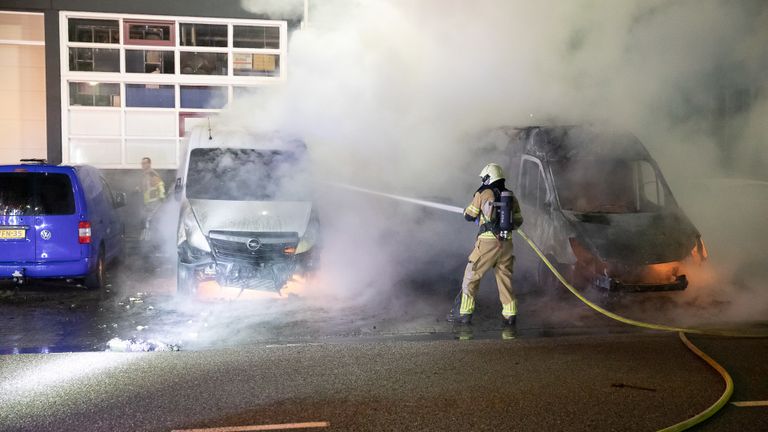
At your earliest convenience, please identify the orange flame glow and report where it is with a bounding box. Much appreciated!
[192,275,310,301]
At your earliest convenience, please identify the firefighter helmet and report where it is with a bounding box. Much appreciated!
[479,163,505,184]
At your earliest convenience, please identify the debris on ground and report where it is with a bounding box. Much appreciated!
[106,337,180,352]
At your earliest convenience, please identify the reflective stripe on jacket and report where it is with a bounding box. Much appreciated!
[142,171,166,204]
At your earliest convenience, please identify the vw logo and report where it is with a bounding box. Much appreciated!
[40,230,52,240]
[246,238,262,251]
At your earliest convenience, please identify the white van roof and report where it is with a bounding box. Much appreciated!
[186,125,305,152]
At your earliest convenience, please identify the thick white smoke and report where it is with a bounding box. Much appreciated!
[200,0,768,331]
[240,0,305,18]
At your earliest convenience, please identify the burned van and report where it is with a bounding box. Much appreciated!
[487,125,706,293]
[175,127,319,295]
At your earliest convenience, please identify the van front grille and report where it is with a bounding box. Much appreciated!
[207,231,299,262]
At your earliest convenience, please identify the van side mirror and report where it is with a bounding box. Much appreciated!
[114,192,127,209]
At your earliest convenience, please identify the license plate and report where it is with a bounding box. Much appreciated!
[0,229,25,240]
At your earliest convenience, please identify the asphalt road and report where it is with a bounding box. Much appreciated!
[1,191,767,430]
[1,334,766,431]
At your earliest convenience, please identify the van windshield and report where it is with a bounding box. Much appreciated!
[186,148,310,201]
[551,158,669,213]
[0,172,76,216]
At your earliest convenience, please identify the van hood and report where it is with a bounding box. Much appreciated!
[564,210,699,264]
[189,199,312,237]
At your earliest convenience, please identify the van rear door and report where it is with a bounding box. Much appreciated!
[0,172,37,262]
[31,171,82,263]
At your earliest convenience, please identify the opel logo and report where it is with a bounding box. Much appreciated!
[246,238,262,251]
[40,230,52,240]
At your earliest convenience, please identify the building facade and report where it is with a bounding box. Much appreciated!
[0,11,46,164]
[0,0,302,170]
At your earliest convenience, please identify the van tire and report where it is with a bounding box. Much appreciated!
[85,247,106,290]
[177,260,197,296]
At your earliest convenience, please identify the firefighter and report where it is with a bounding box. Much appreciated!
[138,157,166,241]
[447,163,523,326]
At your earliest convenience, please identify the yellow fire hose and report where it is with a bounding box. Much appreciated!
[329,182,765,431]
[516,229,761,338]
[515,229,737,432]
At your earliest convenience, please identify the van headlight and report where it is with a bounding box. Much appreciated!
[182,208,211,253]
[296,212,319,254]
[690,237,708,264]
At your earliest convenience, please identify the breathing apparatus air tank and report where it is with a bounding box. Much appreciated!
[496,191,514,239]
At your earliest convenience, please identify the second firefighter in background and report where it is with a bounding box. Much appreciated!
[447,163,523,325]
[139,156,166,242]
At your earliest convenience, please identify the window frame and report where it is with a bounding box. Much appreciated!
[124,48,176,74]
[67,17,120,45]
[59,11,289,170]
[178,22,228,48]
[635,159,666,210]
[123,19,175,46]
[519,156,551,211]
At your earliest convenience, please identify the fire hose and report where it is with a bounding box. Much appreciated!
[329,182,766,432]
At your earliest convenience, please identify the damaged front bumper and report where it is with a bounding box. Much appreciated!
[583,259,690,293]
[178,240,316,292]
[593,274,688,292]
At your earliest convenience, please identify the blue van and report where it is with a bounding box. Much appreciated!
[0,160,126,289]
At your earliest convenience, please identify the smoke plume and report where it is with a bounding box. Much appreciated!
[148,0,768,346]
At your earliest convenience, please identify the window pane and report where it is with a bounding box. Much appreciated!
[126,139,177,166]
[180,52,227,75]
[126,50,175,74]
[186,148,309,201]
[179,113,209,137]
[233,25,280,49]
[179,23,227,47]
[233,86,259,99]
[69,82,120,107]
[125,84,175,108]
[521,161,538,205]
[180,86,227,109]
[69,110,121,136]
[0,173,75,216]
[69,138,122,165]
[69,47,119,72]
[233,53,279,77]
[68,18,119,43]
[127,22,173,42]
[638,161,664,208]
[126,111,177,137]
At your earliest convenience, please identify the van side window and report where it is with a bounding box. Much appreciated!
[100,177,116,207]
[636,160,665,209]
[521,159,547,210]
[536,169,548,211]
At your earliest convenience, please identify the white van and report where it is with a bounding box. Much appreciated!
[175,126,319,294]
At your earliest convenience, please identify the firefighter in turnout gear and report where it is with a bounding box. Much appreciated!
[447,163,523,326]
[138,157,166,241]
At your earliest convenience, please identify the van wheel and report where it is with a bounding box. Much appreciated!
[177,261,197,296]
[85,247,106,290]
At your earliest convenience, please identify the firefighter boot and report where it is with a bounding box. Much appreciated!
[446,291,472,324]
[446,311,472,324]
[502,315,517,326]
